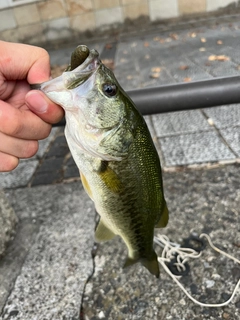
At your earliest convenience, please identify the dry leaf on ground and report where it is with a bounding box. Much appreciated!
[151,67,161,72]
[170,33,178,40]
[208,55,230,61]
[51,64,68,78]
[189,32,196,38]
[179,65,189,70]
[144,42,149,47]
[217,40,223,45]
[201,37,207,43]
[184,77,192,82]
[150,73,160,79]
[105,43,112,49]
[101,59,114,70]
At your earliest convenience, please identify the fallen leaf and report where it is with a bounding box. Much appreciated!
[201,37,207,43]
[170,33,178,40]
[144,42,149,47]
[105,43,112,49]
[233,242,240,248]
[217,40,223,45]
[184,77,192,82]
[199,47,206,51]
[237,65,240,70]
[145,54,150,59]
[208,55,230,61]
[151,67,161,72]
[190,32,196,38]
[127,75,133,80]
[153,37,160,41]
[150,73,160,79]
[179,65,189,70]
[101,59,114,70]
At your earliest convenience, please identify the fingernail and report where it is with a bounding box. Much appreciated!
[25,91,48,114]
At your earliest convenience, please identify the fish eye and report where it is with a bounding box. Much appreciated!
[102,83,117,97]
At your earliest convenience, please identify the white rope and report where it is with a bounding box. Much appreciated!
[154,233,240,307]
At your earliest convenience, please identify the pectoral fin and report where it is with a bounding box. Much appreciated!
[97,161,122,194]
[155,202,169,228]
[95,219,116,242]
[80,171,93,200]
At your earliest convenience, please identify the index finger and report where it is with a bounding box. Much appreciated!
[0,100,51,140]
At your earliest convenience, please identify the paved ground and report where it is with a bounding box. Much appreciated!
[0,15,240,320]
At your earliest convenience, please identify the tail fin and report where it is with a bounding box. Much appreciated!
[123,251,160,278]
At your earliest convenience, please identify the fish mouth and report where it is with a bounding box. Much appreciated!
[31,46,101,94]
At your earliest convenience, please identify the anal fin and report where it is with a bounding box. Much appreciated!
[95,219,116,242]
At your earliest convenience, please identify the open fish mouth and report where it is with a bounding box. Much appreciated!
[31,45,101,93]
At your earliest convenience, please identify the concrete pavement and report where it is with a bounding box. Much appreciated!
[0,15,240,320]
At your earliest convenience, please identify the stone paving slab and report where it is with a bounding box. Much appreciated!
[158,131,236,167]
[220,127,240,157]
[81,164,240,320]
[0,182,96,319]
[0,191,17,257]
[204,105,240,129]
[152,110,210,137]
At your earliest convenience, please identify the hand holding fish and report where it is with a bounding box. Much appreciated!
[0,41,64,172]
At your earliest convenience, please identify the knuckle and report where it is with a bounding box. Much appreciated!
[0,154,19,172]
[9,119,25,137]
[22,140,39,158]
[41,125,51,139]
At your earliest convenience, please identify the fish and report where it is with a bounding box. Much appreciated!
[34,45,169,277]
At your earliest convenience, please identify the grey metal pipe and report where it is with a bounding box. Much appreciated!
[128,75,240,114]
[53,75,240,126]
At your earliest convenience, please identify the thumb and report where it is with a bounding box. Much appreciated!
[25,90,64,124]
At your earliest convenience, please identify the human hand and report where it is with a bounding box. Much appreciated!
[0,41,64,172]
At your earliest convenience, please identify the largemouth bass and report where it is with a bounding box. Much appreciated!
[34,45,169,277]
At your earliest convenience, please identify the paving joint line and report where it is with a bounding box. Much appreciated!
[80,215,99,320]
[163,158,240,172]
[201,109,239,158]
